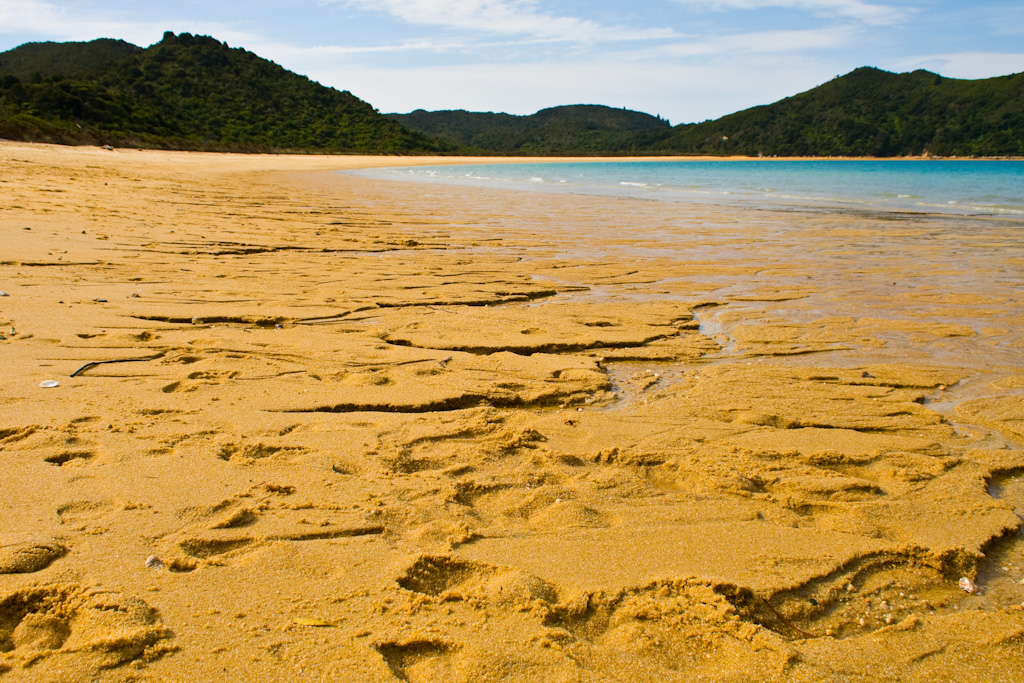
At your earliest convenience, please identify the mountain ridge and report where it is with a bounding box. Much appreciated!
[0,33,450,153]
[387,105,671,155]
[2,34,1022,156]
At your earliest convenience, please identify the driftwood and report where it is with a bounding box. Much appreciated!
[70,352,165,377]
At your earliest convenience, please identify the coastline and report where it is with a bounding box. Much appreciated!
[2,140,1023,682]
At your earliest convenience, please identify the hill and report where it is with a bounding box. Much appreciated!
[2,33,1021,157]
[0,38,141,80]
[0,33,451,153]
[388,105,671,155]
[653,67,1024,157]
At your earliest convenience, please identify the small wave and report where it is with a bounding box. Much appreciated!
[620,181,648,187]
[528,177,545,183]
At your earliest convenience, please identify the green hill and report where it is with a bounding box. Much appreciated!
[653,67,1024,157]
[0,38,141,80]
[0,32,452,153]
[2,34,1021,157]
[388,105,671,155]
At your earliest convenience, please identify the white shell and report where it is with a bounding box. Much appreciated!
[39,380,60,388]
[958,577,976,594]
[145,555,165,570]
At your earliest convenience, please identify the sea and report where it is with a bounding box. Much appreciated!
[351,159,1024,219]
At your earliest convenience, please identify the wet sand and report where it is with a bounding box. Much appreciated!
[1,141,1023,682]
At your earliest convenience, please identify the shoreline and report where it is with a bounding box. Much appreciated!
[2,140,1023,682]
[3,139,1022,166]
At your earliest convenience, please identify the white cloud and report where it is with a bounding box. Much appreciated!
[297,53,835,123]
[0,0,260,49]
[650,27,853,59]
[0,0,64,34]
[339,0,671,43]
[671,0,907,26]
[276,35,561,57]
[895,52,1024,79]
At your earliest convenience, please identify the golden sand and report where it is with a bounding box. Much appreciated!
[1,141,1023,681]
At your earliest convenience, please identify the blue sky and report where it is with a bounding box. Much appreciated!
[1,0,1022,124]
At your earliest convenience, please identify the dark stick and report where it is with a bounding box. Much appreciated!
[758,595,817,638]
[70,353,165,377]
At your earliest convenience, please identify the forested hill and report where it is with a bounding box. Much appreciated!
[393,68,1023,157]
[652,67,1024,157]
[0,33,452,153]
[1,33,1021,156]
[387,105,672,155]
[0,38,141,80]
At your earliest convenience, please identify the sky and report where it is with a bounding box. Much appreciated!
[1,0,1023,124]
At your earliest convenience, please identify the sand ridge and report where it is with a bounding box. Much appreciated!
[1,141,1023,681]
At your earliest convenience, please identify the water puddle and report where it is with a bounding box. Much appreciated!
[971,471,1024,611]
[690,303,736,358]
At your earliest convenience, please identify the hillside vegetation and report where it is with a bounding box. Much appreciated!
[2,33,1021,156]
[654,67,1024,157]
[388,105,672,155]
[0,38,141,80]
[0,33,451,153]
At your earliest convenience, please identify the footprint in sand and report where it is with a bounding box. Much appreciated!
[0,537,67,574]
[375,640,458,683]
[0,585,172,675]
[396,555,557,606]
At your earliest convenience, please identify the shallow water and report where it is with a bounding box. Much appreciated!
[353,159,1024,218]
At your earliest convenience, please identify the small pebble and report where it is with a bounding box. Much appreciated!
[145,555,165,571]
[0,291,8,297]
[958,577,976,594]
[39,380,59,388]
[846,583,856,593]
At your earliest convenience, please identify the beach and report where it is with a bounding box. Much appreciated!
[1,141,1023,681]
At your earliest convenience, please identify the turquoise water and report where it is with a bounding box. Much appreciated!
[353,160,1024,218]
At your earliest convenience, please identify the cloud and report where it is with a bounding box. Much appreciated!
[650,27,853,59]
[896,52,1024,79]
[281,35,567,56]
[0,0,63,33]
[671,0,907,26]
[0,0,261,49]
[338,0,671,43]
[294,51,836,123]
